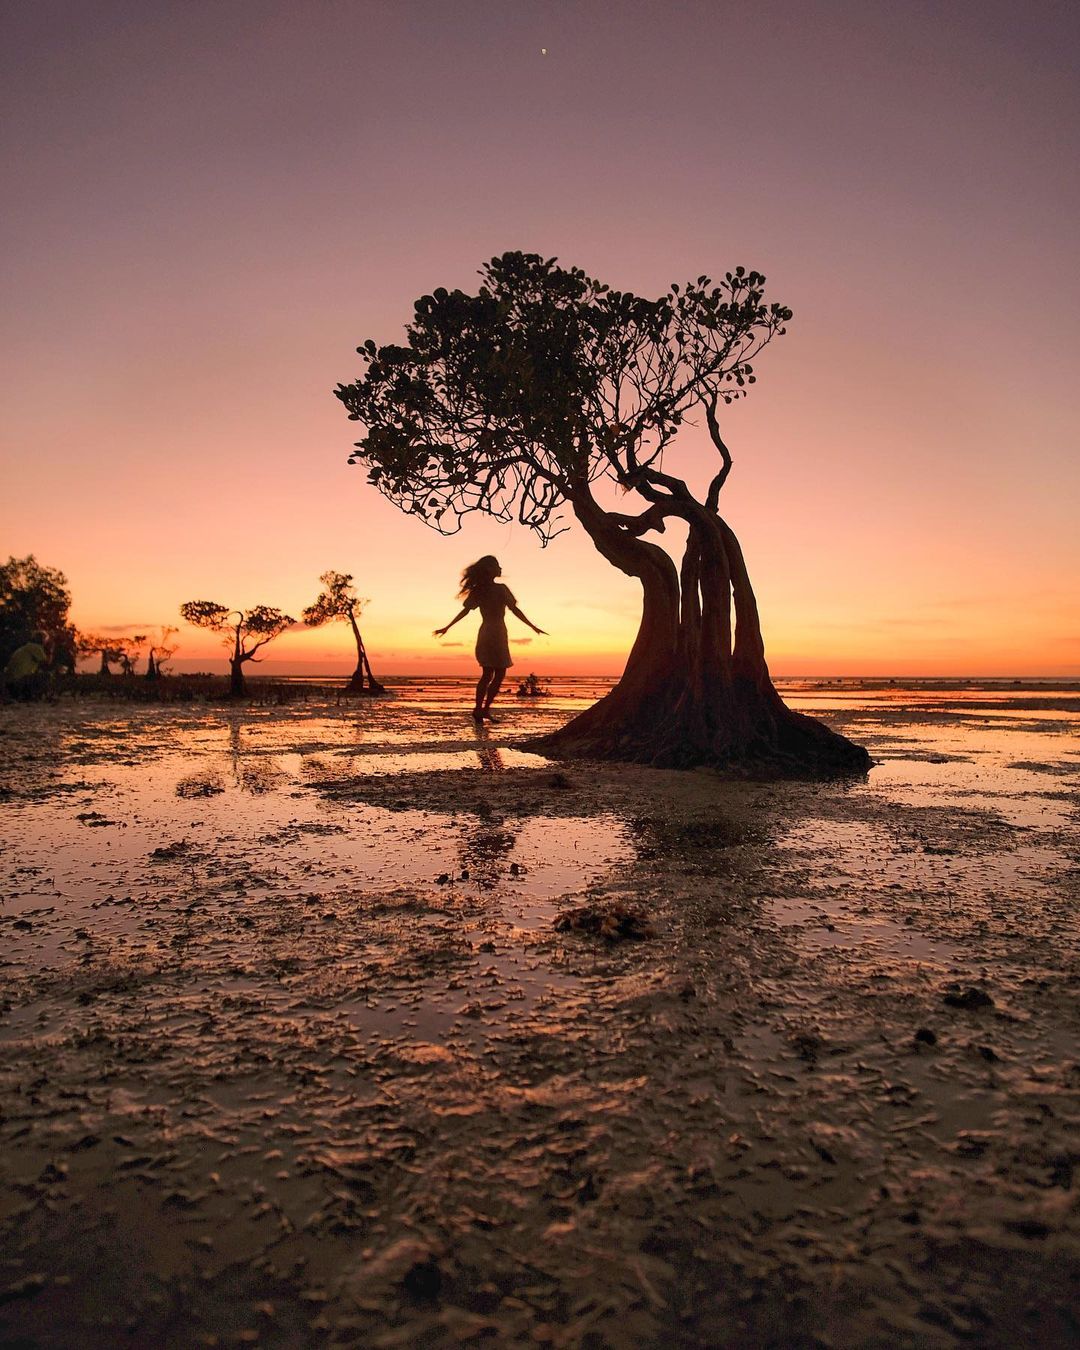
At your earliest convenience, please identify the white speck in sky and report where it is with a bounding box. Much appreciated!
[541,47,548,56]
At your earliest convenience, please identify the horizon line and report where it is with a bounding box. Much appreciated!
[230,671,1080,682]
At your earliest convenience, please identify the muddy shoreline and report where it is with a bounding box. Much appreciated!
[1,691,1078,1347]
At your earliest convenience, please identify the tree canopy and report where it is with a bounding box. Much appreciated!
[335,251,790,543]
[180,603,294,654]
[335,252,866,773]
[0,555,74,667]
[301,572,367,629]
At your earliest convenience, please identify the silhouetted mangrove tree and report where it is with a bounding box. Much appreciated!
[179,601,295,697]
[336,252,869,774]
[302,571,385,695]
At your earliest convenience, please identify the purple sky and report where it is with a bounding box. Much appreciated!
[2,0,1078,674]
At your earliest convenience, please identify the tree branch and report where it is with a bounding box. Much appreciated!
[604,500,678,536]
[703,393,733,510]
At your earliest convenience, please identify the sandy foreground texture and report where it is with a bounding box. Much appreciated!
[0,684,1078,1348]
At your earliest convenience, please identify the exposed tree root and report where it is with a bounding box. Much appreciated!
[532,491,871,778]
[530,676,869,776]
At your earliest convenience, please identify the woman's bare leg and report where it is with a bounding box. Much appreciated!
[474,668,495,717]
[482,668,506,714]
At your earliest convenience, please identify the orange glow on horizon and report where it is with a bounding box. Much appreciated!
[2,5,1077,679]
[70,550,1079,680]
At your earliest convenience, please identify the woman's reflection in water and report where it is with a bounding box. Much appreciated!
[473,721,506,775]
[459,723,518,888]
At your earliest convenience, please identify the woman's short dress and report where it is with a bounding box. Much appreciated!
[470,583,514,669]
[476,620,512,669]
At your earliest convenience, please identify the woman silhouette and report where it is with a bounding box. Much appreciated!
[434,556,547,721]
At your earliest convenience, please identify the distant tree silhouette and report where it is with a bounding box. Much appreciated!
[117,634,147,676]
[301,571,385,695]
[76,632,149,676]
[145,626,179,680]
[179,602,295,697]
[76,632,128,675]
[0,555,75,670]
[335,252,868,773]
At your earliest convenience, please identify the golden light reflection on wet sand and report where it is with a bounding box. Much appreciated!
[0,680,1077,1344]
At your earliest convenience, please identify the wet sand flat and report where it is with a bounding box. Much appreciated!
[1,681,1078,1347]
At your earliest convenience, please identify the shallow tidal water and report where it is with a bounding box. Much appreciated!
[1,678,1078,1347]
[4,678,1074,990]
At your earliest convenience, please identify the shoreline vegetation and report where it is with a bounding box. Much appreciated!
[1,673,372,705]
[7,672,1080,697]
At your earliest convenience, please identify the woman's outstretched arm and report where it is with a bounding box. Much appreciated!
[433,607,470,638]
[508,602,547,636]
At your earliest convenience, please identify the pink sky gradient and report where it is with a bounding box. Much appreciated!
[2,0,1077,676]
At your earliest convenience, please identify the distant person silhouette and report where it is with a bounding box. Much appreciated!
[433,556,546,721]
[3,631,48,699]
[4,633,47,681]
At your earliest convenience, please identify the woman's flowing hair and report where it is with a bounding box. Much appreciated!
[459,555,499,601]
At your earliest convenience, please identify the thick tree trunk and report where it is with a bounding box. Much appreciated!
[145,653,158,681]
[531,503,869,777]
[526,488,680,756]
[229,625,247,697]
[361,644,386,695]
[345,614,386,695]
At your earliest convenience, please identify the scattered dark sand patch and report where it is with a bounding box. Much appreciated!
[313,762,628,820]
[554,899,658,941]
[1008,759,1080,778]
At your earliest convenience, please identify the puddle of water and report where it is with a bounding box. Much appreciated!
[869,764,1076,830]
[317,746,552,775]
[852,714,1079,831]
[0,724,634,988]
[3,685,1077,1005]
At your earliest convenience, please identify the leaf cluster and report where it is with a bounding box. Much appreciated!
[179,601,295,656]
[0,554,73,662]
[301,571,367,628]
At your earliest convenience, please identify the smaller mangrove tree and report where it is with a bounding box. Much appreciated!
[179,602,295,697]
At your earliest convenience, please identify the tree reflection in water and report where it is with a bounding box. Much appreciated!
[227,720,288,794]
[175,720,287,798]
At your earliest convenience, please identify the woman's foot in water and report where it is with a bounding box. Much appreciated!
[482,708,498,722]
[471,708,485,723]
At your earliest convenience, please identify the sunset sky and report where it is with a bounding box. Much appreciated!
[2,0,1077,677]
